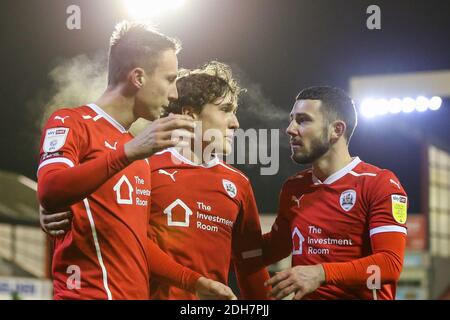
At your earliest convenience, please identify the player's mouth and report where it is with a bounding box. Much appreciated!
[290,139,303,148]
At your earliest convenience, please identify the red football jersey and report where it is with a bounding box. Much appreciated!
[38,104,151,299]
[269,157,408,299]
[148,148,267,299]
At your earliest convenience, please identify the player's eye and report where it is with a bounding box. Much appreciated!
[295,116,310,124]
[221,105,233,113]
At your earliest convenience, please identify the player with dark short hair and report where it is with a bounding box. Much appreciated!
[263,86,408,300]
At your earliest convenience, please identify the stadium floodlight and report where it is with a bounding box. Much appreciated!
[415,96,429,112]
[377,99,390,116]
[360,95,443,118]
[402,97,416,113]
[123,0,186,20]
[429,96,442,111]
[360,99,377,118]
[389,98,403,114]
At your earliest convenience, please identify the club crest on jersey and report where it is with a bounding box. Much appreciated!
[339,189,356,212]
[222,179,237,198]
[43,127,69,152]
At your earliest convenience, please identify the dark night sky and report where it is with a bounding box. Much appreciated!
[1,0,449,213]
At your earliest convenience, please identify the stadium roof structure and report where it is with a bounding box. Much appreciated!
[0,170,39,226]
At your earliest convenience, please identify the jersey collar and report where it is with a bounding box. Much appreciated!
[86,103,128,134]
[312,157,362,185]
[168,148,220,168]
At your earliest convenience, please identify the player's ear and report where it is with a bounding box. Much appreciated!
[129,68,146,89]
[330,120,346,143]
[181,106,198,120]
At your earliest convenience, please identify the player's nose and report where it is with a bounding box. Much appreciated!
[286,120,298,137]
[229,114,239,129]
[168,83,178,101]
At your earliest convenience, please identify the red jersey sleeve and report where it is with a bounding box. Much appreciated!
[321,170,408,295]
[365,170,408,237]
[231,182,270,299]
[262,180,294,266]
[37,109,130,211]
[322,231,406,289]
[147,238,202,293]
[38,109,85,170]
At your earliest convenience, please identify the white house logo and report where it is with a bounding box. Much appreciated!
[113,175,134,204]
[222,179,237,198]
[292,227,305,255]
[164,199,193,227]
[340,189,356,212]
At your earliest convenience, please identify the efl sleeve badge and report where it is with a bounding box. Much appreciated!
[391,194,408,224]
[43,127,70,153]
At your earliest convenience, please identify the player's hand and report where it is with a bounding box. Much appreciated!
[264,264,325,300]
[195,277,237,300]
[124,114,195,161]
[39,205,72,237]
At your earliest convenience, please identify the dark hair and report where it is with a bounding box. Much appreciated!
[166,61,244,114]
[107,21,181,86]
[296,86,358,143]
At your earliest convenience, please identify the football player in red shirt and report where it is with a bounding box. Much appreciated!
[146,62,270,299]
[37,21,236,300]
[42,61,270,300]
[263,86,408,300]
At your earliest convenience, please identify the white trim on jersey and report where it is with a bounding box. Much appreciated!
[218,162,249,181]
[242,248,263,259]
[369,225,407,237]
[349,171,377,177]
[155,149,171,156]
[87,103,127,134]
[82,198,113,300]
[312,157,361,185]
[167,148,220,168]
[37,157,75,174]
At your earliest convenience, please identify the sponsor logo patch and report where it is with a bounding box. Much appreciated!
[391,194,407,224]
[43,127,69,152]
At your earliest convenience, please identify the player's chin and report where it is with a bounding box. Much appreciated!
[159,105,170,118]
[222,140,233,155]
[211,141,232,156]
[146,105,165,121]
[291,150,307,164]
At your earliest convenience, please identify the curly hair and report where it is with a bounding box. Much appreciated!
[166,61,245,115]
